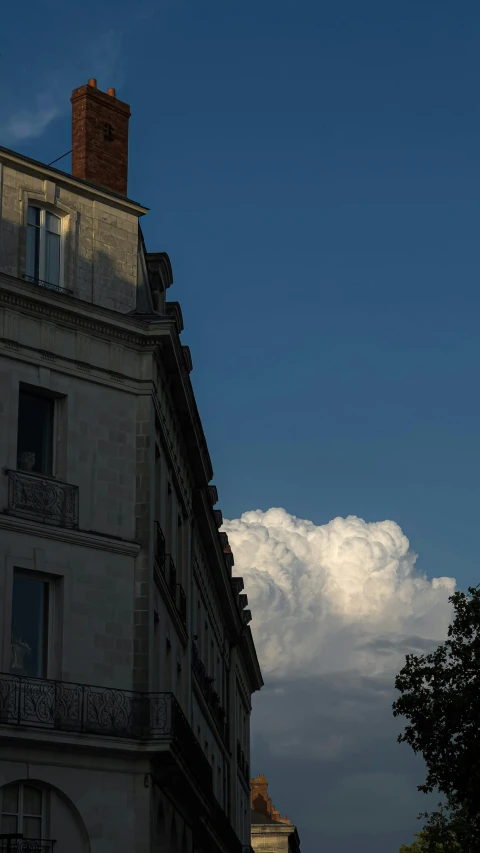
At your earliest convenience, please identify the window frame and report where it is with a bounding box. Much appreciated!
[10,571,51,679]
[0,782,47,839]
[16,386,56,477]
[16,383,68,481]
[6,566,63,682]
[25,205,64,290]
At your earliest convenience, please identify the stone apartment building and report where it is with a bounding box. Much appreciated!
[0,79,263,853]
[250,777,300,853]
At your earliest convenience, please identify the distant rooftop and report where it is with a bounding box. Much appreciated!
[250,774,291,825]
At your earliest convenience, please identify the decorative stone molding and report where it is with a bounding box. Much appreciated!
[0,512,140,556]
[231,577,244,595]
[166,301,184,334]
[0,273,174,346]
[207,485,218,506]
[182,345,193,373]
[145,252,173,293]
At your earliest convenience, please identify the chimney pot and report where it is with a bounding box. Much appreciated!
[88,78,97,88]
[107,88,116,97]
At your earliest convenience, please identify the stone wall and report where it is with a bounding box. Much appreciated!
[0,158,141,312]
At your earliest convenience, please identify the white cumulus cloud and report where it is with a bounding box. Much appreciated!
[224,508,455,681]
[222,509,457,844]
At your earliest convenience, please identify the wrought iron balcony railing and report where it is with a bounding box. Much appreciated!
[0,838,55,853]
[165,556,188,630]
[237,740,249,783]
[23,274,69,295]
[177,584,187,629]
[166,554,177,599]
[5,469,79,529]
[0,673,212,792]
[192,642,229,746]
[154,521,166,570]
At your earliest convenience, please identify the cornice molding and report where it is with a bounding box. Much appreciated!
[0,275,175,347]
[0,146,148,216]
[0,513,141,556]
[166,301,184,333]
[251,826,297,836]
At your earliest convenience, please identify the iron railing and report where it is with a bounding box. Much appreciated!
[153,533,188,632]
[237,740,250,783]
[166,554,177,599]
[0,673,212,792]
[154,521,165,571]
[0,839,55,853]
[192,643,229,746]
[5,470,79,529]
[177,584,187,629]
[23,274,69,295]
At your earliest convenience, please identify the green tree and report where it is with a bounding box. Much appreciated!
[393,586,480,847]
[399,829,434,852]
[399,828,448,853]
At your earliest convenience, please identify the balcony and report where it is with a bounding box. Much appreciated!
[236,740,250,784]
[177,584,187,629]
[154,521,166,571]
[23,273,69,295]
[192,642,229,747]
[154,549,188,636]
[4,470,79,529]
[0,838,55,853]
[0,672,212,793]
[167,554,177,599]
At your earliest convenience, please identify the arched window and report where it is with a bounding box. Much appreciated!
[26,206,63,289]
[0,783,46,838]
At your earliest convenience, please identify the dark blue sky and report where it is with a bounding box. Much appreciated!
[2,2,479,849]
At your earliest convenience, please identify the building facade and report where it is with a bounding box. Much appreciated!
[0,79,263,853]
[250,777,300,853]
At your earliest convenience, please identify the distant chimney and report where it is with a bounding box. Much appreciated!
[70,80,131,195]
[251,774,269,814]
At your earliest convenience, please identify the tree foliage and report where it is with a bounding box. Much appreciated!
[399,826,458,853]
[393,586,480,847]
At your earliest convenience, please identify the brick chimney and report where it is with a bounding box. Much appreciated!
[251,774,269,814]
[71,79,131,195]
[251,775,292,825]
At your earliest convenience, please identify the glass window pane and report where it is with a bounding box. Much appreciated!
[17,390,54,475]
[45,231,60,287]
[46,212,61,234]
[27,207,40,226]
[2,784,19,814]
[26,224,40,281]
[0,813,18,833]
[23,786,42,816]
[24,816,42,839]
[11,576,48,678]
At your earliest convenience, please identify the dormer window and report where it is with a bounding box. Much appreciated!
[26,206,62,290]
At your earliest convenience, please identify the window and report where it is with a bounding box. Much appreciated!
[17,389,54,475]
[26,206,62,289]
[1,783,46,838]
[10,574,49,678]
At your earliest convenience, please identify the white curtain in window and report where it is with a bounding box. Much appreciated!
[45,212,61,286]
[25,207,61,286]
